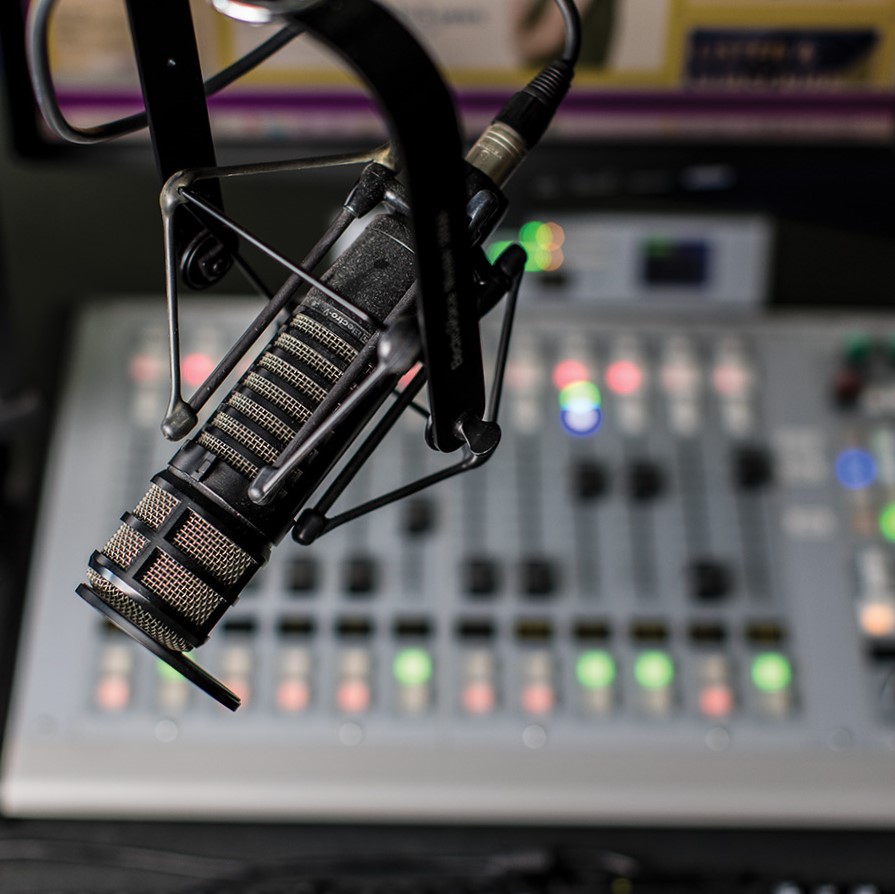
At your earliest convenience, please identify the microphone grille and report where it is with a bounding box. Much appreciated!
[102,524,149,568]
[133,483,180,527]
[82,479,263,654]
[85,569,192,653]
[170,511,255,586]
[139,551,225,627]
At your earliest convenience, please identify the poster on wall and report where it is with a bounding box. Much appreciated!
[43,0,895,142]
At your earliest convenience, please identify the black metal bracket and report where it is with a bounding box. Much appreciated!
[124,0,232,289]
[291,243,526,545]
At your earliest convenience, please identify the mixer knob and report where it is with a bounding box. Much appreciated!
[521,559,559,598]
[831,366,864,409]
[343,556,378,596]
[287,558,318,594]
[628,460,665,501]
[689,559,733,601]
[733,444,773,490]
[403,498,436,535]
[464,557,500,598]
[572,460,608,501]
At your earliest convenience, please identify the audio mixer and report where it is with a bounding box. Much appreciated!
[5,213,895,823]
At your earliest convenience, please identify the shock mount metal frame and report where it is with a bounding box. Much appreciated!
[142,0,527,546]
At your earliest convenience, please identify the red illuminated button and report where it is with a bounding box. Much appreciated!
[95,675,130,712]
[521,682,554,715]
[182,352,216,388]
[337,679,371,713]
[276,679,309,713]
[129,352,164,384]
[462,681,495,715]
[712,363,752,397]
[552,359,590,391]
[699,684,734,718]
[605,360,643,396]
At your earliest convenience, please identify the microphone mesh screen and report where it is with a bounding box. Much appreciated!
[139,551,224,627]
[291,313,357,362]
[274,333,342,382]
[257,353,328,404]
[197,433,260,478]
[133,484,179,528]
[86,569,191,652]
[210,412,281,462]
[171,510,256,586]
[226,392,295,444]
[242,373,312,425]
[102,525,148,568]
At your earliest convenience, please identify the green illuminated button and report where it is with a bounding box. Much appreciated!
[880,503,895,543]
[634,651,674,690]
[751,653,791,693]
[843,332,872,364]
[576,650,616,690]
[393,648,432,687]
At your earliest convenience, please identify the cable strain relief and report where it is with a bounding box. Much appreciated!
[494,60,574,148]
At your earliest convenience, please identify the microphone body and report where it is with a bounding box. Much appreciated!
[81,212,417,668]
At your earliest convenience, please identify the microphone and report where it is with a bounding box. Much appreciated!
[69,0,580,710]
[79,210,421,709]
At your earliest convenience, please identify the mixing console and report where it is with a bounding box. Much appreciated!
[4,213,895,823]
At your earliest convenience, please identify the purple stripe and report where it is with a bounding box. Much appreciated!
[56,88,894,117]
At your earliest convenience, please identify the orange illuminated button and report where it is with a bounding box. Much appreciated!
[860,602,895,638]
[95,675,130,712]
[276,679,309,713]
[521,682,554,715]
[337,679,371,714]
[699,684,734,718]
[462,681,495,715]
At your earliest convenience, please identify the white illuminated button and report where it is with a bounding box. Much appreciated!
[660,339,700,397]
[156,661,189,712]
[100,644,133,675]
[220,647,253,707]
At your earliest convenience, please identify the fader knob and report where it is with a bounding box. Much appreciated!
[733,445,773,490]
[689,560,732,601]
[831,366,864,409]
[628,460,664,501]
[572,460,608,501]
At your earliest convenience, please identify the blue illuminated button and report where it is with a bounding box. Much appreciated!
[560,406,602,436]
[835,448,876,490]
